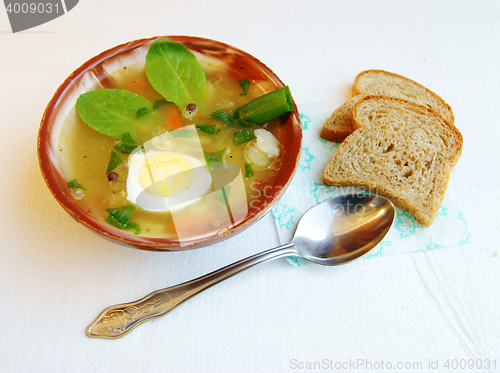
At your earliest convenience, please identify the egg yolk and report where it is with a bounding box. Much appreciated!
[139,153,195,198]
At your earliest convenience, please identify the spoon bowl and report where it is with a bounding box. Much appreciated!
[86,193,395,339]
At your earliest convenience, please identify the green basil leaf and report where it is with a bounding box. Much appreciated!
[67,179,86,190]
[146,40,206,111]
[238,79,250,96]
[106,150,123,174]
[208,108,231,125]
[233,130,257,146]
[76,89,154,138]
[196,123,220,135]
[244,163,254,178]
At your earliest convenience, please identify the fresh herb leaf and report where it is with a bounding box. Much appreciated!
[233,86,294,126]
[106,215,141,235]
[153,99,167,111]
[114,133,138,154]
[105,204,136,224]
[146,39,206,112]
[67,179,86,190]
[106,150,123,174]
[215,186,231,205]
[76,89,155,138]
[238,79,250,96]
[136,107,149,118]
[196,123,220,135]
[233,130,257,146]
[208,108,231,125]
[204,147,229,168]
[244,163,254,178]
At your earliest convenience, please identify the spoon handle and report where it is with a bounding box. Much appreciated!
[86,243,296,339]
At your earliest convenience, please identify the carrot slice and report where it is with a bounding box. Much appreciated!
[125,79,149,97]
[166,106,183,130]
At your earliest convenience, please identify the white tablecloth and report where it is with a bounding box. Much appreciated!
[1,1,498,372]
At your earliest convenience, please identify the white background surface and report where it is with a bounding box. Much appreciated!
[1,1,499,372]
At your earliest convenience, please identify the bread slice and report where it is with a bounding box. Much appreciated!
[323,96,462,226]
[353,69,455,126]
[320,95,365,142]
[320,70,455,143]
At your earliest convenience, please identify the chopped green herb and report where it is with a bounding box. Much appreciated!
[114,142,137,154]
[170,129,195,138]
[106,215,141,235]
[196,123,220,135]
[204,147,229,169]
[146,39,206,112]
[136,107,149,118]
[238,79,250,96]
[244,163,254,178]
[67,179,86,190]
[153,99,168,111]
[106,150,122,174]
[233,86,294,126]
[105,204,136,224]
[233,130,257,146]
[208,108,231,125]
[121,133,136,144]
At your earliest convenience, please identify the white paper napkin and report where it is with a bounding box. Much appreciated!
[272,102,471,266]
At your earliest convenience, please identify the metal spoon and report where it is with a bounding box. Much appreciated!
[86,193,395,339]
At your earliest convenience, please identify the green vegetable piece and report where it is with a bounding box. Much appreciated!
[233,130,257,146]
[208,108,231,125]
[215,186,231,205]
[153,99,168,111]
[76,89,154,138]
[67,179,86,190]
[114,133,138,154]
[234,86,294,126]
[106,150,123,174]
[106,215,141,235]
[238,79,250,96]
[105,204,136,224]
[244,163,254,178]
[146,40,206,112]
[196,123,220,135]
[136,107,149,119]
[204,147,229,168]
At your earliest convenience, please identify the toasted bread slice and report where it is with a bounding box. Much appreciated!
[320,70,455,143]
[320,95,365,142]
[323,96,462,226]
[353,69,455,126]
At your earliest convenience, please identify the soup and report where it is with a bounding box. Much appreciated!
[58,39,293,242]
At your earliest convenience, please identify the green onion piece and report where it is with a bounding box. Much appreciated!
[67,179,86,190]
[208,108,231,125]
[136,107,149,118]
[106,150,123,174]
[153,99,168,111]
[233,130,257,146]
[121,133,136,144]
[196,123,220,135]
[233,86,293,126]
[244,163,254,178]
[106,215,141,235]
[105,204,137,224]
[170,129,194,138]
[204,147,228,169]
[238,79,250,96]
